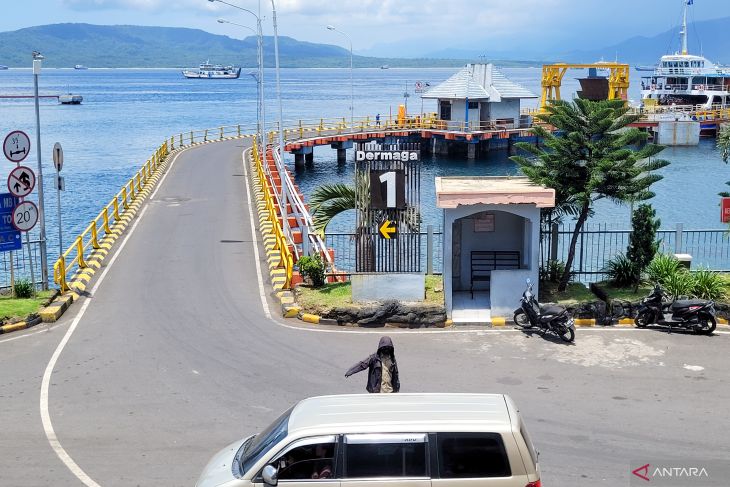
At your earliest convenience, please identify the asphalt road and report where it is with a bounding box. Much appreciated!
[1,139,729,487]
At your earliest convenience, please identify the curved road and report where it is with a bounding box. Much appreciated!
[1,139,729,486]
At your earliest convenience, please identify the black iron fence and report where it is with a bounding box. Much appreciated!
[541,223,730,281]
[325,223,729,283]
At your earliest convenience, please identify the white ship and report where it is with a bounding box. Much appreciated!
[182,61,241,79]
[74,64,88,70]
[640,0,730,110]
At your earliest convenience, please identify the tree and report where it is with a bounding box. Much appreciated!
[626,203,661,286]
[511,99,669,291]
[309,183,356,233]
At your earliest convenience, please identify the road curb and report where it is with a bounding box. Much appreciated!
[0,315,42,334]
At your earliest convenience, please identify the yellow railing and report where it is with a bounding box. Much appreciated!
[53,142,169,293]
[251,139,293,289]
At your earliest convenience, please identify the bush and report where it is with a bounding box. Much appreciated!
[13,279,35,299]
[663,271,694,298]
[692,268,726,300]
[646,254,683,285]
[297,254,326,287]
[626,204,661,284]
[605,253,639,287]
[540,259,566,283]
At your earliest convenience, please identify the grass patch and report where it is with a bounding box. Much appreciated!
[296,275,445,315]
[595,282,654,301]
[539,282,594,304]
[0,290,56,321]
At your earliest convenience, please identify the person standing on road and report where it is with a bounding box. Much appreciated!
[345,336,400,393]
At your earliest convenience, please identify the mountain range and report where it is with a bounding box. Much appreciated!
[1,18,729,69]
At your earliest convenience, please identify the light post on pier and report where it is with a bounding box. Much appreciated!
[326,25,354,128]
[217,18,263,144]
[32,51,49,290]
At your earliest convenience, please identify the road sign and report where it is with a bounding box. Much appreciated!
[7,165,36,198]
[0,193,22,252]
[3,130,31,163]
[12,201,39,232]
[370,169,406,209]
[52,142,63,171]
[722,197,730,223]
[379,219,397,239]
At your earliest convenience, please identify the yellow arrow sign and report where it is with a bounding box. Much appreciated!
[379,219,397,239]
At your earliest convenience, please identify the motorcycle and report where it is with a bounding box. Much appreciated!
[514,278,576,342]
[635,285,716,335]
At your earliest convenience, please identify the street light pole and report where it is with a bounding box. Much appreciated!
[209,0,265,149]
[326,25,353,128]
[32,51,48,290]
[270,0,288,234]
[217,18,262,144]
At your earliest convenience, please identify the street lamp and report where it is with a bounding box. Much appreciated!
[209,0,265,149]
[217,18,263,143]
[32,51,48,289]
[326,25,353,128]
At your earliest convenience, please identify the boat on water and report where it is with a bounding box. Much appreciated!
[74,64,88,70]
[640,1,730,111]
[59,93,83,105]
[380,65,389,70]
[182,61,241,79]
[0,65,8,70]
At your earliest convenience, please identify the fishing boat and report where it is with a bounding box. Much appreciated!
[74,64,88,70]
[182,61,241,79]
[640,0,730,110]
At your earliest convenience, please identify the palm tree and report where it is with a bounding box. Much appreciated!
[511,99,669,291]
[309,183,356,233]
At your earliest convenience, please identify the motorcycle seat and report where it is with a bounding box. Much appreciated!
[671,299,706,310]
[540,304,566,315]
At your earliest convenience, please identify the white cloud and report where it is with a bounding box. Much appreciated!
[61,0,215,11]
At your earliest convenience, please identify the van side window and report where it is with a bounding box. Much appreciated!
[344,434,427,478]
[436,433,511,478]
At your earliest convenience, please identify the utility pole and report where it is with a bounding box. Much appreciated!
[32,51,48,290]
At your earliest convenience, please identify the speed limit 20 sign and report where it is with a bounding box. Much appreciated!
[12,201,39,232]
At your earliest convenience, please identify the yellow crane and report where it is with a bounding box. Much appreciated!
[539,62,630,111]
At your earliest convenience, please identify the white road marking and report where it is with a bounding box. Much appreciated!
[0,326,53,344]
[39,148,186,487]
[241,148,272,319]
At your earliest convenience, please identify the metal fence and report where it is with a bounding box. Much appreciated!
[325,226,444,275]
[542,223,730,282]
[0,237,45,292]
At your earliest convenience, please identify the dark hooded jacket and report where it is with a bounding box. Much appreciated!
[345,336,400,393]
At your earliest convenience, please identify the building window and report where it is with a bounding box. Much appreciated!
[344,434,427,478]
[440,101,451,120]
[437,433,511,478]
[468,101,479,109]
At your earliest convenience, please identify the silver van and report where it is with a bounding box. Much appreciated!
[197,394,541,487]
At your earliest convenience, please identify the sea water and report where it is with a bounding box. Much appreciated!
[0,67,727,262]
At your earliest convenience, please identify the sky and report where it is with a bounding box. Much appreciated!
[4,0,730,57]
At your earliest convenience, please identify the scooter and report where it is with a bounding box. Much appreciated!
[635,285,716,335]
[514,278,576,342]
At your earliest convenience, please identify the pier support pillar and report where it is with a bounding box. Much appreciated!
[337,149,347,164]
[330,140,353,165]
[434,138,450,156]
[305,152,314,166]
[291,146,313,169]
[467,143,477,160]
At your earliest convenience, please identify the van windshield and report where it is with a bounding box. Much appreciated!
[241,407,293,473]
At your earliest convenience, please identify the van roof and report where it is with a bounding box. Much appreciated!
[287,393,513,435]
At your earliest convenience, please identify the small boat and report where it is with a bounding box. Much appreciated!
[380,65,389,70]
[74,65,88,70]
[59,93,83,105]
[182,61,241,79]
[0,65,8,70]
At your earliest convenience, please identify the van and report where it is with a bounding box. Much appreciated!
[196,394,541,487]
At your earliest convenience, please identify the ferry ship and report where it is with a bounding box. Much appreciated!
[182,61,241,79]
[640,0,730,110]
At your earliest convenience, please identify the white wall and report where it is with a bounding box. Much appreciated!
[445,99,480,124]
[486,98,521,122]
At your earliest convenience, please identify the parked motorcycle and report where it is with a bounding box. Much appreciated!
[635,285,716,335]
[514,279,576,342]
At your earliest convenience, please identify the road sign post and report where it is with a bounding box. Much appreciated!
[33,52,49,290]
[3,130,31,163]
[53,142,64,256]
[0,194,22,253]
[7,166,36,198]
